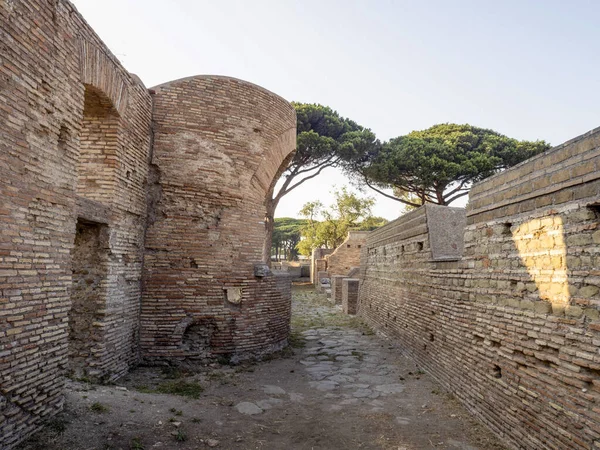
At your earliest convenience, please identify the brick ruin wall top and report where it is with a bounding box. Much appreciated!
[140,75,297,362]
[325,231,370,277]
[359,127,600,450]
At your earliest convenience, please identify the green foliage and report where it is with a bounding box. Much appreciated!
[360,123,550,207]
[297,187,385,255]
[271,217,307,261]
[137,380,204,399]
[174,429,187,442]
[271,104,379,209]
[130,437,144,450]
[90,402,109,413]
[264,104,379,263]
[358,216,389,231]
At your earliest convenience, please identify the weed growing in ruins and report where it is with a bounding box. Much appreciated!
[90,402,109,413]
[351,350,364,361]
[174,429,187,442]
[130,437,144,449]
[161,366,186,379]
[46,417,67,434]
[134,379,203,399]
[156,380,204,399]
[288,331,306,348]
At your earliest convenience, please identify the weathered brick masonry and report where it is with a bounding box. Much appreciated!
[140,76,296,363]
[0,1,152,446]
[325,230,369,277]
[0,1,296,447]
[359,128,600,450]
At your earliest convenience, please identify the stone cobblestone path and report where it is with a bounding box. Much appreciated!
[19,284,505,450]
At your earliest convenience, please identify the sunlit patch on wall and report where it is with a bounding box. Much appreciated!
[512,215,569,313]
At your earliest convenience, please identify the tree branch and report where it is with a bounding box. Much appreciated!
[444,179,470,198]
[444,190,470,204]
[275,162,337,203]
[362,176,422,208]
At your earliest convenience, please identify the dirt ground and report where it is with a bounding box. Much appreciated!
[18,283,506,450]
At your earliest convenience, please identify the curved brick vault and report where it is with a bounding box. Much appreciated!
[140,75,297,363]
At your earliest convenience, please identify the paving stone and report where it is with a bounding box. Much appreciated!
[235,402,263,415]
[263,385,286,395]
[309,381,339,391]
[374,384,405,394]
[352,389,373,398]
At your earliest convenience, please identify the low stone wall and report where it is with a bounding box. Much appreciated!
[359,128,600,450]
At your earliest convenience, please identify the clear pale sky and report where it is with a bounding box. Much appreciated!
[71,0,600,220]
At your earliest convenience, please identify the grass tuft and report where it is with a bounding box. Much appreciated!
[90,401,109,413]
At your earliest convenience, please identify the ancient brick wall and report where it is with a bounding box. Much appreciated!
[140,76,296,363]
[359,128,600,450]
[0,0,152,447]
[326,231,369,277]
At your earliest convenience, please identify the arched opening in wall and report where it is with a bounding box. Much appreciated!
[68,84,119,378]
[181,319,218,361]
[76,84,120,203]
[69,219,109,378]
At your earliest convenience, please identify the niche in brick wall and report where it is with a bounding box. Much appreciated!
[181,320,217,360]
[69,219,109,378]
[76,85,120,204]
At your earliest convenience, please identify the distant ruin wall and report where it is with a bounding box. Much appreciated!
[359,128,600,450]
[0,0,152,447]
[140,76,296,362]
[311,248,333,284]
[325,231,369,277]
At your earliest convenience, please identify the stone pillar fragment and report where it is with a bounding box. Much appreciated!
[330,275,346,305]
[342,278,360,315]
[317,270,329,293]
[314,259,328,286]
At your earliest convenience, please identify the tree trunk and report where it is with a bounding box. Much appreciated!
[262,198,277,266]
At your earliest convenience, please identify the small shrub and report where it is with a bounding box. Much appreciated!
[174,429,187,442]
[130,437,144,449]
[90,402,109,413]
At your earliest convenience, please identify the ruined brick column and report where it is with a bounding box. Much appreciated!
[330,275,346,305]
[140,75,297,363]
[342,278,360,314]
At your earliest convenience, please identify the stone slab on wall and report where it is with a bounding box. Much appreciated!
[426,204,466,260]
[359,127,600,450]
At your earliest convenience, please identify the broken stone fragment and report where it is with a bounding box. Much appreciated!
[254,264,271,277]
[235,402,263,415]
